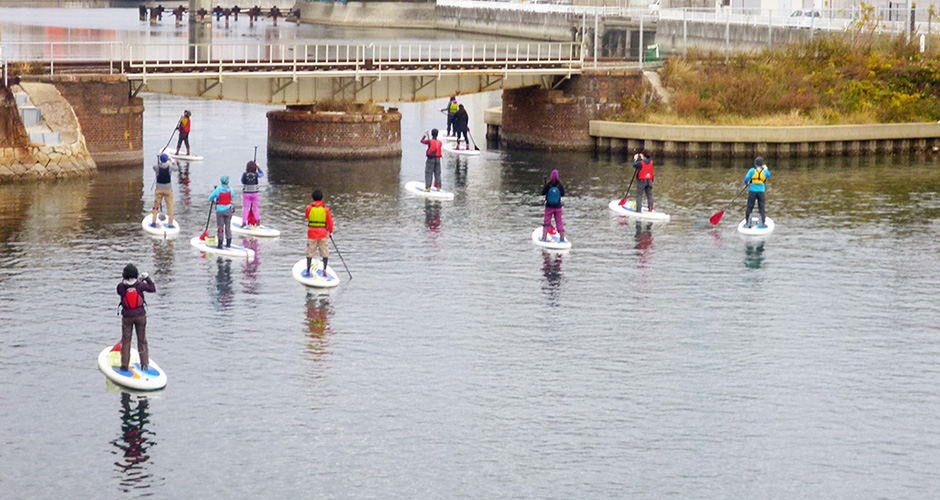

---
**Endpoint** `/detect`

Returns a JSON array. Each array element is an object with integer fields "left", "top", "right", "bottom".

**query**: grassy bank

[{"left": 621, "top": 32, "right": 940, "bottom": 126}]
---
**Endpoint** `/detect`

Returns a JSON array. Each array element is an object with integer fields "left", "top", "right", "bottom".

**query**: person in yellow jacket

[
  {"left": 304, "top": 189, "right": 334, "bottom": 278},
  {"left": 440, "top": 96, "right": 458, "bottom": 137}
]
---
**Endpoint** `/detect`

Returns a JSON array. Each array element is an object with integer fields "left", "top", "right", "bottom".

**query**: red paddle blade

[
  {"left": 199, "top": 231, "right": 208, "bottom": 240},
  {"left": 709, "top": 210, "right": 725, "bottom": 226},
  {"left": 618, "top": 197, "right": 627, "bottom": 206},
  {"left": 548, "top": 225, "right": 557, "bottom": 235}
]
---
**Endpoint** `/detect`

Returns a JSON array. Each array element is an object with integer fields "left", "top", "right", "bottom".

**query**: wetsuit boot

[
  {"left": 225, "top": 238, "right": 232, "bottom": 248},
  {"left": 322, "top": 257, "right": 328, "bottom": 277},
  {"left": 559, "top": 231, "right": 566, "bottom": 243},
  {"left": 306, "top": 257, "right": 312, "bottom": 277},
  {"left": 217, "top": 234, "right": 224, "bottom": 249}
]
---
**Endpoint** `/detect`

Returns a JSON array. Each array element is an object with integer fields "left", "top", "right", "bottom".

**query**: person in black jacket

[
  {"left": 453, "top": 104, "right": 470, "bottom": 150},
  {"left": 117, "top": 264, "right": 156, "bottom": 372},
  {"left": 540, "top": 169, "right": 566, "bottom": 243}
]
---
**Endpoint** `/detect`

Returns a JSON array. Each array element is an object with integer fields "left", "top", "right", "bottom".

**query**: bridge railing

[
  {"left": 436, "top": 0, "right": 644, "bottom": 18},
  {"left": 0, "top": 41, "right": 124, "bottom": 82},
  {"left": 123, "top": 41, "right": 584, "bottom": 76}
]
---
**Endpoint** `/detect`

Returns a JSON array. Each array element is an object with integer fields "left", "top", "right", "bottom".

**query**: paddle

[
  {"left": 200, "top": 187, "right": 216, "bottom": 240},
  {"left": 329, "top": 235, "right": 352, "bottom": 279},
  {"left": 160, "top": 118, "right": 181, "bottom": 154},
  {"left": 618, "top": 169, "right": 639, "bottom": 207},
  {"left": 468, "top": 130, "right": 481, "bottom": 151},
  {"left": 709, "top": 184, "right": 749, "bottom": 226}
]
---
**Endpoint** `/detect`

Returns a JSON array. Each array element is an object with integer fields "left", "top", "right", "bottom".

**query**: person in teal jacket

[
  {"left": 744, "top": 156, "right": 771, "bottom": 227},
  {"left": 209, "top": 176, "right": 235, "bottom": 249}
]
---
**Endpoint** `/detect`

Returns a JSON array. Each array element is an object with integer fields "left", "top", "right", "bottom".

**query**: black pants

[
  {"left": 745, "top": 191, "right": 766, "bottom": 225},
  {"left": 176, "top": 131, "right": 190, "bottom": 152},
  {"left": 121, "top": 315, "right": 148, "bottom": 369}
]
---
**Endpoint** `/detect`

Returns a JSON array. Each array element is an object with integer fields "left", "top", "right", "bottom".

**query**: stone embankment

[
  {"left": 0, "top": 84, "right": 96, "bottom": 182},
  {"left": 267, "top": 106, "right": 402, "bottom": 159}
]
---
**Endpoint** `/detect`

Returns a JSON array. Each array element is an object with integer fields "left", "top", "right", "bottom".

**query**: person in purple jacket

[{"left": 117, "top": 264, "right": 156, "bottom": 373}]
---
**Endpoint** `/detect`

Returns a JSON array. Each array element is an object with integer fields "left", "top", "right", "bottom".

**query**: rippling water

[{"left": 3, "top": 8, "right": 940, "bottom": 500}]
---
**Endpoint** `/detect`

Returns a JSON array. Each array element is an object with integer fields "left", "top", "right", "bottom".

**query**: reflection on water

[
  {"left": 424, "top": 199, "right": 442, "bottom": 232},
  {"left": 110, "top": 392, "right": 159, "bottom": 494},
  {"left": 266, "top": 156, "right": 401, "bottom": 197},
  {"left": 634, "top": 220, "right": 654, "bottom": 267},
  {"left": 540, "top": 250, "right": 564, "bottom": 306},
  {"left": 241, "top": 238, "right": 261, "bottom": 295},
  {"left": 212, "top": 257, "right": 234, "bottom": 310},
  {"left": 451, "top": 156, "right": 469, "bottom": 189},
  {"left": 744, "top": 240, "right": 766, "bottom": 269},
  {"left": 150, "top": 239, "right": 175, "bottom": 277},
  {"left": 305, "top": 292, "right": 333, "bottom": 362}
]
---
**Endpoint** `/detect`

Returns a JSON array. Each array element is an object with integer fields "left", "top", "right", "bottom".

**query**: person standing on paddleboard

[
  {"left": 151, "top": 153, "right": 178, "bottom": 228},
  {"left": 744, "top": 156, "right": 771, "bottom": 228},
  {"left": 541, "top": 169, "right": 566, "bottom": 243},
  {"left": 633, "top": 149, "right": 654, "bottom": 212},
  {"left": 421, "top": 129, "right": 443, "bottom": 192},
  {"left": 304, "top": 189, "right": 334, "bottom": 278},
  {"left": 240, "top": 161, "right": 264, "bottom": 227},
  {"left": 174, "top": 110, "right": 192, "bottom": 157},
  {"left": 453, "top": 104, "right": 470, "bottom": 150},
  {"left": 209, "top": 176, "right": 235, "bottom": 249},
  {"left": 441, "top": 96, "right": 458, "bottom": 137},
  {"left": 117, "top": 264, "right": 156, "bottom": 372}
]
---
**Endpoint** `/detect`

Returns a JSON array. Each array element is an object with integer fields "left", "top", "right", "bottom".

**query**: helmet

[{"left": 160, "top": 153, "right": 169, "bottom": 162}]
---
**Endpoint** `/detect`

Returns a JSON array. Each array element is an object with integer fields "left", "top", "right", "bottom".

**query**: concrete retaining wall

[
  {"left": 657, "top": 18, "right": 813, "bottom": 54},
  {"left": 590, "top": 121, "right": 940, "bottom": 157},
  {"left": 296, "top": 2, "right": 438, "bottom": 30},
  {"left": 435, "top": 5, "right": 578, "bottom": 41}
]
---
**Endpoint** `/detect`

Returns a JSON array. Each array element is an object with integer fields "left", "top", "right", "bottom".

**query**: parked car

[{"left": 789, "top": 9, "right": 821, "bottom": 28}]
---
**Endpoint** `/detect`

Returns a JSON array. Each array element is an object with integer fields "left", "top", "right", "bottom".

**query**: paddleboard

[
  {"left": 531, "top": 227, "right": 571, "bottom": 250},
  {"left": 607, "top": 199, "right": 671, "bottom": 222},
  {"left": 737, "top": 217, "right": 775, "bottom": 236},
  {"left": 140, "top": 215, "right": 180, "bottom": 238},
  {"left": 97, "top": 342, "right": 167, "bottom": 391},
  {"left": 190, "top": 235, "right": 256, "bottom": 259},
  {"left": 231, "top": 216, "right": 281, "bottom": 238},
  {"left": 161, "top": 149, "right": 203, "bottom": 162},
  {"left": 443, "top": 143, "right": 481, "bottom": 156},
  {"left": 404, "top": 180, "right": 454, "bottom": 201},
  {"left": 292, "top": 259, "right": 340, "bottom": 288}
]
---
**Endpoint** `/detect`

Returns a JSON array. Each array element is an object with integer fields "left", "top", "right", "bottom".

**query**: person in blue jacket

[
  {"left": 209, "top": 176, "right": 235, "bottom": 249},
  {"left": 744, "top": 156, "right": 771, "bottom": 228}
]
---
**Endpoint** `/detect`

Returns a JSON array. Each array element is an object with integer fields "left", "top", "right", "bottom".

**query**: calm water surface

[{"left": 2, "top": 8, "right": 940, "bottom": 500}]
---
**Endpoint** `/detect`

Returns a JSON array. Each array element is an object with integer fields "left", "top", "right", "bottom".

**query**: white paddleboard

[
  {"left": 292, "top": 259, "right": 340, "bottom": 288},
  {"left": 441, "top": 135, "right": 459, "bottom": 143},
  {"left": 231, "top": 216, "right": 280, "bottom": 238},
  {"left": 97, "top": 343, "right": 167, "bottom": 391},
  {"left": 607, "top": 199, "right": 671, "bottom": 222},
  {"left": 531, "top": 227, "right": 571, "bottom": 250},
  {"left": 161, "top": 148, "right": 203, "bottom": 162},
  {"left": 190, "top": 235, "right": 256, "bottom": 259},
  {"left": 737, "top": 217, "right": 775, "bottom": 236},
  {"left": 443, "top": 143, "right": 481, "bottom": 156},
  {"left": 140, "top": 215, "right": 180, "bottom": 238},
  {"left": 404, "top": 180, "right": 454, "bottom": 200}
]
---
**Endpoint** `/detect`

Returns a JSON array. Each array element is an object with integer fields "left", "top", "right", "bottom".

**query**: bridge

[{"left": 1, "top": 40, "right": 584, "bottom": 104}]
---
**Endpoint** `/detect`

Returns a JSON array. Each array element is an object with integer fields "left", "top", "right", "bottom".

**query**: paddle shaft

[
  {"left": 468, "top": 130, "right": 481, "bottom": 151},
  {"left": 620, "top": 169, "right": 638, "bottom": 204},
  {"left": 329, "top": 234, "right": 352, "bottom": 279},
  {"left": 710, "top": 184, "right": 749, "bottom": 225},
  {"left": 162, "top": 119, "right": 181, "bottom": 152},
  {"left": 202, "top": 186, "right": 216, "bottom": 237}
]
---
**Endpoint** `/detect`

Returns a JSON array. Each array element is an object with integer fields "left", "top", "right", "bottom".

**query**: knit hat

[
  {"left": 160, "top": 153, "right": 169, "bottom": 162},
  {"left": 755, "top": 156, "right": 764, "bottom": 166},
  {"left": 550, "top": 169, "right": 559, "bottom": 181},
  {"left": 220, "top": 176, "right": 229, "bottom": 186}
]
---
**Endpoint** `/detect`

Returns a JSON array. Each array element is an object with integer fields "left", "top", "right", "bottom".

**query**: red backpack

[{"left": 122, "top": 287, "right": 143, "bottom": 309}]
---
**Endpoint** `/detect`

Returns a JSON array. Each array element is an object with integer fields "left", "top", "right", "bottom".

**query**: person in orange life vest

[
  {"left": 633, "top": 149, "right": 655, "bottom": 212},
  {"left": 421, "top": 128, "right": 443, "bottom": 192},
  {"left": 541, "top": 169, "right": 566, "bottom": 243},
  {"left": 744, "top": 156, "right": 771, "bottom": 227},
  {"left": 304, "top": 189, "right": 334, "bottom": 278},
  {"left": 117, "top": 264, "right": 156, "bottom": 373},
  {"left": 209, "top": 176, "right": 235, "bottom": 249},
  {"left": 151, "top": 153, "right": 178, "bottom": 228},
  {"left": 174, "top": 110, "right": 192, "bottom": 156},
  {"left": 453, "top": 104, "right": 470, "bottom": 149}
]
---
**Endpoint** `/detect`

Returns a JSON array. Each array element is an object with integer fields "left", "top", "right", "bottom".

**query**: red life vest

[
  {"left": 217, "top": 189, "right": 232, "bottom": 206},
  {"left": 638, "top": 158, "right": 654, "bottom": 180},
  {"left": 426, "top": 139, "right": 442, "bottom": 158},
  {"left": 122, "top": 287, "right": 143, "bottom": 309},
  {"left": 180, "top": 117, "right": 191, "bottom": 133}
]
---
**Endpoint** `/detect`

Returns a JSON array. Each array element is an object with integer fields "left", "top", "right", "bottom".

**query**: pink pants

[
  {"left": 242, "top": 192, "right": 260, "bottom": 222},
  {"left": 543, "top": 207, "right": 564, "bottom": 232}
]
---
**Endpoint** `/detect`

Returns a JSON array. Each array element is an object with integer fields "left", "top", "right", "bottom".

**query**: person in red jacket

[
  {"left": 633, "top": 149, "right": 655, "bottom": 212},
  {"left": 116, "top": 264, "right": 156, "bottom": 373},
  {"left": 420, "top": 128, "right": 443, "bottom": 192},
  {"left": 174, "top": 110, "right": 192, "bottom": 156},
  {"left": 304, "top": 189, "right": 334, "bottom": 278}
]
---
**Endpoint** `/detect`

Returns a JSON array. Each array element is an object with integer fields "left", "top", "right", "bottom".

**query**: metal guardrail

[
  {"left": 1, "top": 41, "right": 585, "bottom": 80},
  {"left": 436, "top": 0, "right": 644, "bottom": 18}
]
